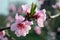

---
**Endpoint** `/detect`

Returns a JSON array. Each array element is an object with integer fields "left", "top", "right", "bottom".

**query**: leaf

[{"left": 30, "top": 3, "right": 36, "bottom": 17}]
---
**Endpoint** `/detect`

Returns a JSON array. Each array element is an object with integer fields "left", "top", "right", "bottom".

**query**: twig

[
  {"left": 0, "top": 13, "right": 60, "bottom": 31},
  {"left": 0, "top": 27, "right": 10, "bottom": 31}
]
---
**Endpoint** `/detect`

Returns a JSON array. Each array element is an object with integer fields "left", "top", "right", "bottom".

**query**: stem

[
  {"left": 0, "top": 13, "right": 59, "bottom": 31},
  {"left": 0, "top": 27, "right": 10, "bottom": 31}
]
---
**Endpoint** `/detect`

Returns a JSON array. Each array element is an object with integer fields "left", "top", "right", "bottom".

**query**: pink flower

[
  {"left": 18, "top": 5, "right": 46, "bottom": 27},
  {"left": 9, "top": 4, "right": 16, "bottom": 12},
  {"left": 24, "top": 20, "right": 33, "bottom": 25},
  {"left": 18, "top": 5, "right": 30, "bottom": 14},
  {"left": 52, "top": 2, "right": 60, "bottom": 9},
  {"left": 34, "top": 9, "right": 46, "bottom": 27},
  {"left": 34, "top": 26, "right": 41, "bottom": 35},
  {"left": 38, "top": 0, "right": 45, "bottom": 5},
  {"left": 17, "top": 7, "right": 22, "bottom": 13},
  {"left": 7, "top": 16, "right": 14, "bottom": 22},
  {"left": 0, "top": 31, "right": 8, "bottom": 40},
  {"left": 10, "top": 13, "right": 33, "bottom": 37},
  {"left": 21, "top": 5, "right": 30, "bottom": 13}
]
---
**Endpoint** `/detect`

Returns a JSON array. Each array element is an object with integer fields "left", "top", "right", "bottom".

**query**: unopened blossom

[
  {"left": 38, "top": 0, "right": 45, "bottom": 5},
  {"left": 34, "top": 26, "right": 41, "bottom": 35},
  {"left": 18, "top": 5, "right": 30, "bottom": 14},
  {"left": 10, "top": 13, "right": 33, "bottom": 37},
  {"left": 9, "top": 4, "right": 16, "bottom": 13},
  {"left": 52, "top": 2, "right": 60, "bottom": 9},
  {"left": 7, "top": 16, "right": 14, "bottom": 22},
  {"left": 0, "top": 31, "right": 8, "bottom": 40},
  {"left": 34, "top": 9, "right": 46, "bottom": 27},
  {"left": 6, "top": 22, "right": 10, "bottom": 27},
  {"left": 17, "top": 7, "right": 22, "bottom": 13}
]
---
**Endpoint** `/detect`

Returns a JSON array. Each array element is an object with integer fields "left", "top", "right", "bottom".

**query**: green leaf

[{"left": 30, "top": 3, "right": 36, "bottom": 17}]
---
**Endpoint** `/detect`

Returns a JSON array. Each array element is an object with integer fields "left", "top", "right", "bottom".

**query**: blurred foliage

[{"left": 0, "top": 0, "right": 60, "bottom": 40}]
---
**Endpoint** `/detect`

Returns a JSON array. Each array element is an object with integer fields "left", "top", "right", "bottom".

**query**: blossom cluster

[
  {"left": 0, "top": 31, "right": 8, "bottom": 40},
  {"left": 9, "top": 4, "right": 46, "bottom": 37},
  {"left": 0, "top": 3, "right": 46, "bottom": 39},
  {"left": 52, "top": 2, "right": 60, "bottom": 11}
]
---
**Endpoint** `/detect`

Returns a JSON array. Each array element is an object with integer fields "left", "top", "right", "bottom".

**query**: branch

[
  {"left": 0, "top": 27, "right": 10, "bottom": 31},
  {"left": 0, "top": 13, "right": 60, "bottom": 31},
  {"left": 50, "top": 13, "right": 60, "bottom": 19}
]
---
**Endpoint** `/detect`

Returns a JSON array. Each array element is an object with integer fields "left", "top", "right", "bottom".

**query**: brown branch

[
  {"left": 0, "top": 13, "right": 59, "bottom": 31},
  {"left": 0, "top": 27, "right": 10, "bottom": 31}
]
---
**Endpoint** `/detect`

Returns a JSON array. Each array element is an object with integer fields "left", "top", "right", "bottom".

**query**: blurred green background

[{"left": 0, "top": 0, "right": 60, "bottom": 40}]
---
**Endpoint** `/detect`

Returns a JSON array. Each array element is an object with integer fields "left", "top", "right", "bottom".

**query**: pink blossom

[
  {"left": 52, "top": 2, "right": 60, "bottom": 9},
  {"left": 24, "top": 20, "right": 33, "bottom": 25},
  {"left": 34, "top": 26, "right": 41, "bottom": 35},
  {"left": 15, "top": 13, "right": 25, "bottom": 23},
  {"left": 0, "top": 31, "right": 8, "bottom": 40},
  {"left": 34, "top": 9, "right": 46, "bottom": 27},
  {"left": 7, "top": 16, "right": 14, "bottom": 22},
  {"left": 18, "top": 5, "right": 46, "bottom": 27},
  {"left": 18, "top": 5, "right": 31, "bottom": 14},
  {"left": 17, "top": 7, "right": 22, "bottom": 13},
  {"left": 37, "top": 19, "right": 44, "bottom": 27},
  {"left": 21, "top": 5, "right": 30, "bottom": 13},
  {"left": 9, "top": 4, "right": 16, "bottom": 12},
  {"left": 38, "top": 0, "right": 45, "bottom": 5},
  {"left": 10, "top": 13, "right": 32, "bottom": 37}
]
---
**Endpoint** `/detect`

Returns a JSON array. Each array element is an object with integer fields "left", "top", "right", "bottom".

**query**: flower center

[
  {"left": 34, "top": 14, "right": 40, "bottom": 19},
  {"left": 27, "top": 12, "right": 30, "bottom": 17},
  {"left": 17, "top": 23, "right": 25, "bottom": 29}
]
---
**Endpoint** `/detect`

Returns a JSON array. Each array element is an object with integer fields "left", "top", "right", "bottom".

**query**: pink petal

[
  {"left": 21, "top": 5, "right": 31, "bottom": 13},
  {"left": 15, "top": 30, "right": 21, "bottom": 37},
  {"left": 1, "top": 37, "right": 8, "bottom": 40},
  {"left": 25, "top": 25, "right": 31, "bottom": 31},
  {"left": 10, "top": 23, "right": 18, "bottom": 31},
  {"left": 2, "top": 31, "right": 5, "bottom": 36},
  {"left": 34, "top": 26, "right": 41, "bottom": 35},
  {"left": 39, "top": 0, "right": 45, "bottom": 5},
  {"left": 15, "top": 13, "right": 19, "bottom": 19},
  {"left": 20, "top": 29, "right": 26, "bottom": 36},
  {"left": 7, "top": 16, "right": 14, "bottom": 22},
  {"left": 37, "top": 18, "right": 44, "bottom": 27},
  {"left": 9, "top": 4, "right": 16, "bottom": 12},
  {"left": 0, "top": 31, "right": 5, "bottom": 39},
  {"left": 35, "top": 9, "right": 46, "bottom": 21},
  {"left": 15, "top": 29, "right": 26, "bottom": 37},
  {"left": 24, "top": 20, "right": 33, "bottom": 25},
  {"left": 52, "top": 5, "right": 57, "bottom": 9},
  {"left": 15, "top": 13, "right": 25, "bottom": 22}
]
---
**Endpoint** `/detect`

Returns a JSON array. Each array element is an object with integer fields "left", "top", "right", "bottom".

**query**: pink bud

[
  {"left": 52, "top": 2, "right": 60, "bottom": 9},
  {"left": 34, "top": 26, "right": 41, "bottom": 35},
  {"left": 0, "top": 31, "right": 8, "bottom": 40},
  {"left": 38, "top": 0, "right": 45, "bottom": 5},
  {"left": 9, "top": 4, "right": 16, "bottom": 13},
  {"left": 7, "top": 16, "right": 14, "bottom": 22}
]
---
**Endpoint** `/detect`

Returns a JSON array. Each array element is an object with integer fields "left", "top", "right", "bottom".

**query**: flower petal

[
  {"left": 10, "top": 23, "right": 18, "bottom": 31},
  {"left": 37, "top": 18, "right": 44, "bottom": 27},
  {"left": 34, "top": 26, "right": 41, "bottom": 35}
]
